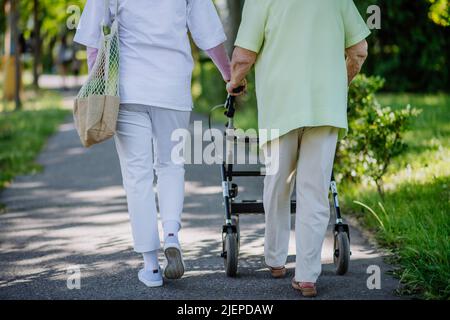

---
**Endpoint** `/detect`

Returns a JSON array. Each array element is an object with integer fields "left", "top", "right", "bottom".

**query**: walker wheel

[
  {"left": 334, "top": 231, "right": 350, "bottom": 275},
  {"left": 223, "top": 228, "right": 239, "bottom": 277}
]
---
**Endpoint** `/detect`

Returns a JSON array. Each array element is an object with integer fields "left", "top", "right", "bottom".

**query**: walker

[{"left": 216, "top": 92, "right": 351, "bottom": 277}]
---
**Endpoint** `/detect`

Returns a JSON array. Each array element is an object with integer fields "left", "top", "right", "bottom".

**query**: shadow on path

[{"left": 0, "top": 112, "right": 402, "bottom": 300}]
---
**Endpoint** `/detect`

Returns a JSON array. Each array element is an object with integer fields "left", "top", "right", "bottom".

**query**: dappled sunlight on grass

[
  {"left": 383, "top": 146, "right": 449, "bottom": 191},
  {"left": 0, "top": 81, "right": 70, "bottom": 190},
  {"left": 341, "top": 93, "right": 450, "bottom": 299},
  {"left": 343, "top": 176, "right": 450, "bottom": 299},
  {"left": 0, "top": 85, "right": 63, "bottom": 113},
  {"left": 378, "top": 93, "right": 450, "bottom": 148}
]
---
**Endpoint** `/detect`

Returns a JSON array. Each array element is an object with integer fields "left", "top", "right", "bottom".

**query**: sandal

[
  {"left": 291, "top": 279, "right": 317, "bottom": 298},
  {"left": 268, "top": 266, "right": 287, "bottom": 278}
]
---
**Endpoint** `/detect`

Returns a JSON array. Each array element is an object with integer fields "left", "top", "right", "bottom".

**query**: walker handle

[
  {"left": 224, "top": 86, "right": 245, "bottom": 118},
  {"left": 232, "top": 86, "right": 246, "bottom": 95}
]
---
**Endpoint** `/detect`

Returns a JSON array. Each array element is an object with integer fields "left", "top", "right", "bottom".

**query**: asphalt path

[{"left": 0, "top": 110, "right": 402, "bottom": 300}]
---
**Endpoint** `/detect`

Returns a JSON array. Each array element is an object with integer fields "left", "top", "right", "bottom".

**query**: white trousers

[
  {"left": 114, "top": 104, "right": 191, "bottom": 253},
  {"left": 263, "top": 126, "right": 338, "bottom": 283}
]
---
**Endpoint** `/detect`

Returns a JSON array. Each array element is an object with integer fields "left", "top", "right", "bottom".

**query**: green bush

[{"left": 336, "top": 75, "right": 421, "bottom": 196}]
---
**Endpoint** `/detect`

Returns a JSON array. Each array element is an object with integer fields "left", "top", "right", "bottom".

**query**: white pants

[
  {"left": 114, "top": 104, "right": 191, "bottom": 253},
  {"left": 263, "top": 126, "right": 338, "bottom": 283}
]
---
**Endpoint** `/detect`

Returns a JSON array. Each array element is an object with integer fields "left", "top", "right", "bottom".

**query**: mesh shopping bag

[{"left": 73, "top": 0, "right": 120, "bottom": 148}]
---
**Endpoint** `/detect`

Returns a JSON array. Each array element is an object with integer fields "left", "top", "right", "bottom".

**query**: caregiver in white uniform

[{"left": 74, "top": 0, "right": 230, "bottom": 287}]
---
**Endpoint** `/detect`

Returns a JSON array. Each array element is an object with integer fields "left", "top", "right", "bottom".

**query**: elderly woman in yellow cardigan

[{"left": 227, "top": 0, "right": 370, "bottom": 297}]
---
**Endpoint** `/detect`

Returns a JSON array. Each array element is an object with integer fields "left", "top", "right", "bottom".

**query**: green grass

[
  {"left": 194, "top": 74, "right": 450, "bottom": 299},
  {"left": 341, "top": 93, "right": 450, "bottom": 299},
  {"left": 0, "top": 88, "right": 70, "bottom": 190}
]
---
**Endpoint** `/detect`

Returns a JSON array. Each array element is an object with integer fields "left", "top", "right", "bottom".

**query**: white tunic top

[{"left": 74, "top": 0, "right": 227, "bottom": 111}]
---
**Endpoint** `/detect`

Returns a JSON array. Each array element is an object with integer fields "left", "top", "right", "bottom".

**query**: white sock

[
  {"left": 163, "top": 220, "right": 180, "bottom": 240},
  {"left": 142, "top": 250, "right": 159, "bottom": 272}
]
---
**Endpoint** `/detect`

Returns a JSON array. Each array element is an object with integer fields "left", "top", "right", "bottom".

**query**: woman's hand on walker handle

[
  {"left": 227, "top": 79, "right": 247, "bottom": 96},
  {"left": 227, "top": 46, "right": 257, "bottom": 96}
]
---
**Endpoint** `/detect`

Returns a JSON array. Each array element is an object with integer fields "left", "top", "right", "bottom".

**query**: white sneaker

[
  {"left": 138, "top": 268, "right": 163, "bottom": 288},
  {"left": 163, "top": 235, "right": 185, "bottom": 280}
]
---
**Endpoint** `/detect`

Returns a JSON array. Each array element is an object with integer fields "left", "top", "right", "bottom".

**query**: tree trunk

[
  {"left": 12, "top": 0, "right": 21, "bottom": 110},
  {"left": 32, "top": 0, "right": 41, "bottom": 89},
  {"left": 225, "top": 0, "right": 243, "bottom": 56},
  {"left": 376, "top": 179, "right": 385, "bottom": 200}
]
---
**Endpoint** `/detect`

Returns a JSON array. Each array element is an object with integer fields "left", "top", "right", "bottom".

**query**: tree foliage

[
  {"left": 427, "top": 0, "right": 450, "bottom": 26},
  {"left": 0, "top": 0, "right": 85, "bottom": 71},
  {"left": 356, "top": 0, "right": 450, "bottom": 92}
]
